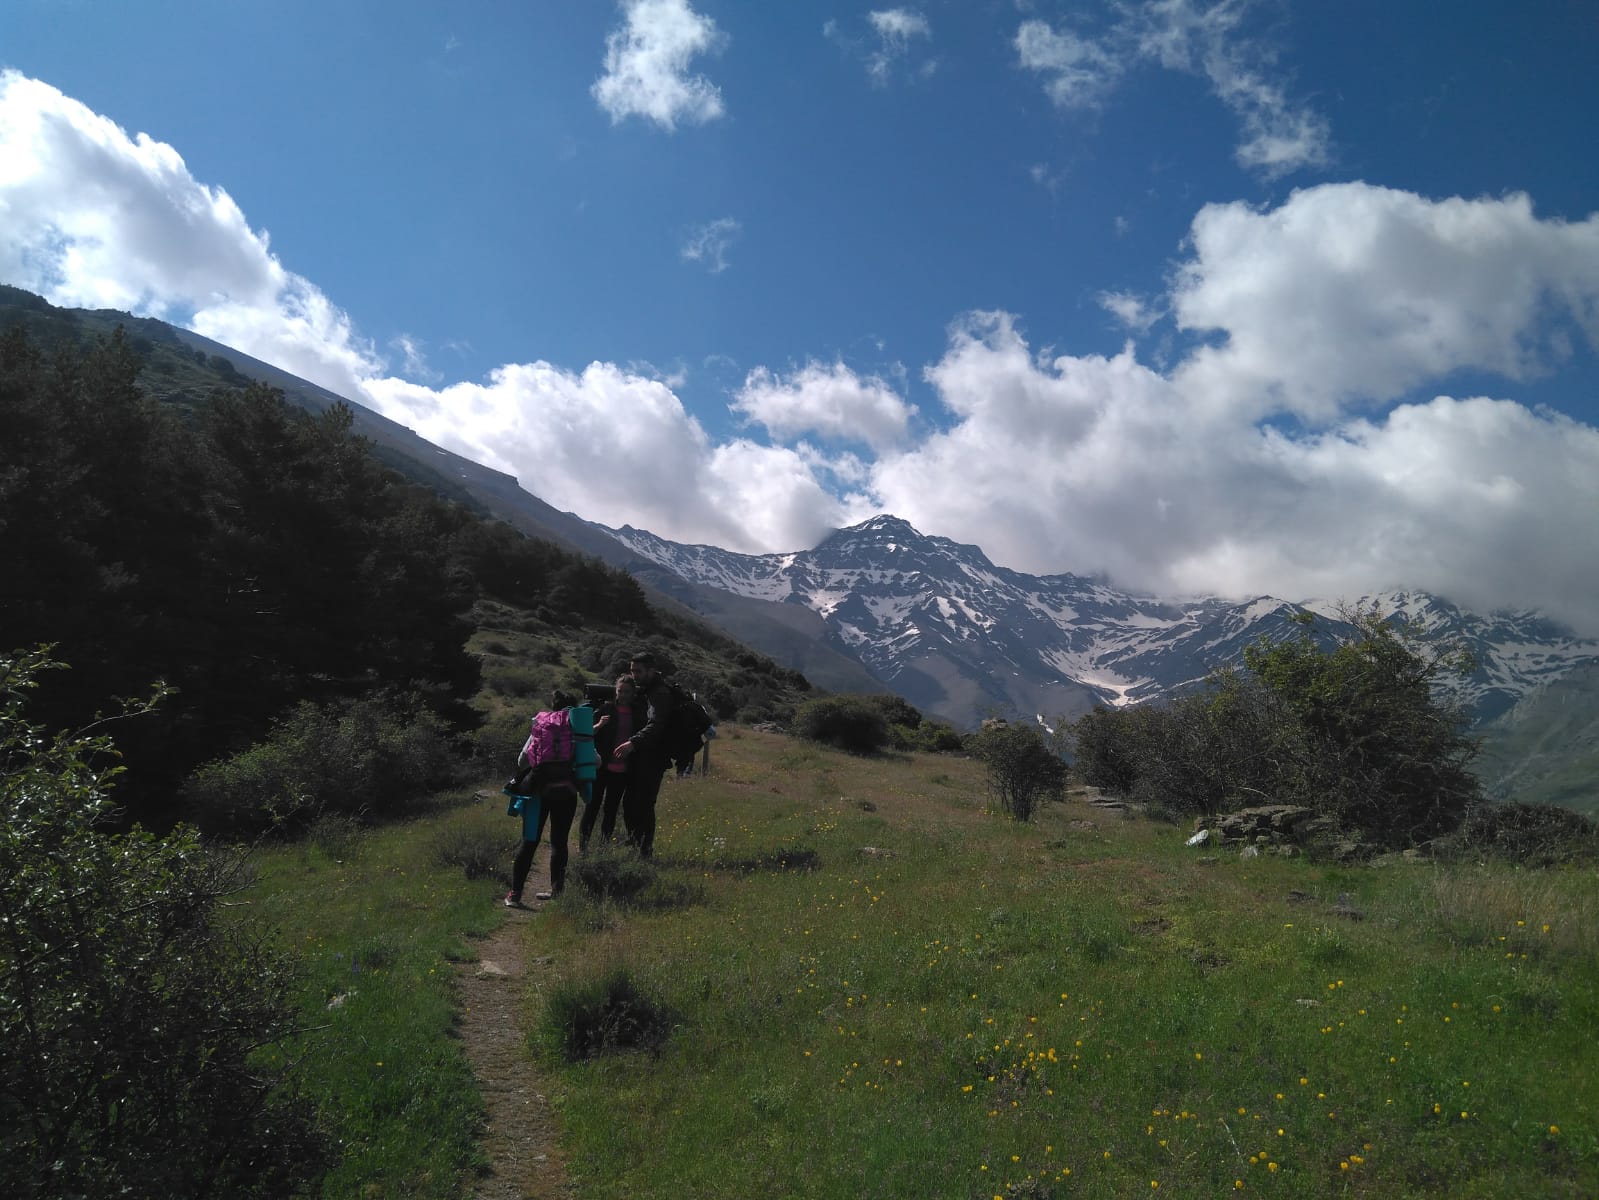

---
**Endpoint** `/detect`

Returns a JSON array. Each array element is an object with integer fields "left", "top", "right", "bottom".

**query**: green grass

[
  {"left": 261, "top": 730, "right": 1599, "bottom": 1198},
  {"left": 528, "top": 731, "right": 1599, "bottom": 1199},
  {"left": 249, "top": 793, "right": 519, "bottom": 1198}
]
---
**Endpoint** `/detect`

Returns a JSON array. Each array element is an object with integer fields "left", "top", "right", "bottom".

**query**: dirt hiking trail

[{"left": 455, "top": 854, "right": 574, "bottom": 1200}]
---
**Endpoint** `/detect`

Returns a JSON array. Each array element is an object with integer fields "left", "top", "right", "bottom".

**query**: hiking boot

[{"left": 504, "top": 891, "right": 522, "bottom": 908}]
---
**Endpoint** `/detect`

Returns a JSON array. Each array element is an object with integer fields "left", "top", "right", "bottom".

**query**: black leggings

[
  {"left": 511, "top": 783, "right": 578, "bottom": 896},
  {"left": 580, "top": 770, "right": 629, "bottom": 847}
]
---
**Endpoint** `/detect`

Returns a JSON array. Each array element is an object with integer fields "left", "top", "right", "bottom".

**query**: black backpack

[{"left": 671, "top": 696, "right": 713, "bottom": 759}]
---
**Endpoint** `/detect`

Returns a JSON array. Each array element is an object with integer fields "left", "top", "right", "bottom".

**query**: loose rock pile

[{"left": 1187, "top": 805, "right": 1377, "bottom": 862}]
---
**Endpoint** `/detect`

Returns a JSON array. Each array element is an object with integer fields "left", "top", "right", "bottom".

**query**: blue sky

[{"left": 4, "top": 1, "right": 1599, "bottom": 631}]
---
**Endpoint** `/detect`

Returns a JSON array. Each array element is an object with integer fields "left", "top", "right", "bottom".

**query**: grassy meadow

[{"left": 256, "top": 728, "right": 1599, "bottom": 1198}]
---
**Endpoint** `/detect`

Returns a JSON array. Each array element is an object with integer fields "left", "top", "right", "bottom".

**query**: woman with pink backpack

[{"left": 503, "top": 690, "right": 580, "bottom": 906}]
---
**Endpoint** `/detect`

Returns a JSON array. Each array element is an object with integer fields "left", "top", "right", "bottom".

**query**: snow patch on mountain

[{"left": 602, "top": 517, "right": 1599, "bottom": 725}]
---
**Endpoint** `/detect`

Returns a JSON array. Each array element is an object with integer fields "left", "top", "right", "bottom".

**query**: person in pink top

[{"left": 580, "top": 674, "right": 637, "bottom": 852}]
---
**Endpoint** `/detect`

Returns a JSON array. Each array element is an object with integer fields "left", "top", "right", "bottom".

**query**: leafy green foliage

[
  {"left": 0, "top": 326, "right": 479, "bottom": 821},
  {"left": 1243, "top": 609, "right": 1483, "bottom": 843},
  {"left": 0, "top": 649, "right": 327, "bottom": 1198},
  {"left": 792, "top": 694, "right": 892, "bottom": 754},
  {"left": 1068, "top": 608, "right": 1485, "bottom": 845},
  {"left": 1070, "top": 703, "right": 1149, "bottom": 796},
  {"left": 853, "top": 692, "right": 966, "bottom": 752},
  {"left": 0, "top": 320, "right": 679, "bottom": 827},
  {"left": 181, "top": 692, "right": 461, "bottom": 833},
  {"left": 968, "top": 719, "right": 1067, "bottom": 821},
  {"left": 0, "top": 306, "right": 823, "bottom": 832},
  {"left": 1075, "top": 675, "right": 1303, "bottom": 819}
]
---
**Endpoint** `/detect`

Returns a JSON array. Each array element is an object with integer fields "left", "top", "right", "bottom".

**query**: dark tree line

[{"left": 0, "top": 325, "right": 652, "bottom": 824}]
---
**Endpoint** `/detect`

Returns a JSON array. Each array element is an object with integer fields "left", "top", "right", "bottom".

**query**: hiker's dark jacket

[{"left": 629, "top": 678, "right": 694, "bottom": 767}]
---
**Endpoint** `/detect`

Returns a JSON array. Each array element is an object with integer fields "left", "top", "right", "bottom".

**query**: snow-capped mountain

[{"left": 603, "top": 515, "right": 1599, "bottom": 730}]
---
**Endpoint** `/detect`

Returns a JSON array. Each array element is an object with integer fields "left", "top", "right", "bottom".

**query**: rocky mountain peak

[{"left": 601, "top": 514, "right": 1599, "bottom": 730}]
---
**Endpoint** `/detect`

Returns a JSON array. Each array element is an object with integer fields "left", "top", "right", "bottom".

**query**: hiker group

[{"left": 503, "top": 651, "right": 712, "bottom": 907}]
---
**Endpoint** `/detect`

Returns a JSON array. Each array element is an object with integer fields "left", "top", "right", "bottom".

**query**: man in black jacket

[{"left": 611, "top": 651, "right": 692, "bottom": 858}]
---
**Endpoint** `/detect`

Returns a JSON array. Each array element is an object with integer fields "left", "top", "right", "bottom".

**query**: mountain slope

[
  {"left": 604, "top": 515, "right": 1599, "bottom": 732},
  {"left": 0, "top": 286, "right": 890, "bottom": 697},
  {"left": 1474, "top": 661, "right": 1599, "bottom": 817}
]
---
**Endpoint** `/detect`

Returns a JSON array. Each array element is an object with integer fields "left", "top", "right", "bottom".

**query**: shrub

[
  {"left": 1071, "top": 704, "right": 1150, "bottom": 796},
  {"left": 889, "top": 715, "right": 965, "bottom": 753},
  {"left": 1454, "top": 802, "right": 1599, "bottom": 866},
  {"left": 569, "top": 848, "right": 661, "bottom": 904},
  {"left": 568, "top": 848, "right": 703, "bottom": 911},
  {"left": 1064, "top": 607, "right": 1484, "bottom": 846},
  {"left": 0, "top": 648, "right": 329, "bottom": 1198},
  {"left": 864, "top": 692, "right": 923, "bottom": 729},
  {"left": 433, "top": 822, "right": 511, "bottom": 880},
  {"left": 969, "top": 720, "right": 1067, "bottom": 821},
  {"left": 182, "top": 692, "right": 459, "bottom": 833},
  {"left": 792, "top": 695, "right": 891, "bottom": 754},
  {"left": 1243, "top": 607, "right": 1483, "bottom": 844},
  {"left": 542, "top": 968, "right": 675, "bottom": 1061},
  {"left": 304, "top": 809, "right": 364, "bottom": 862}
]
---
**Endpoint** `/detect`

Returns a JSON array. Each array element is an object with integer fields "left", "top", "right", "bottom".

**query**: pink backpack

[
  {"left": 521, "top": 710, "right": 572, "bottom": 774},
  {"left": 515, "top": 708, "right": 574, "bottom": 787}
]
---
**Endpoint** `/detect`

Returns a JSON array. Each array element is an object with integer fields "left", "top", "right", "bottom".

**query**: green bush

[
  {"left": 1244, "top": 608, "right": 1483, "bottom": 844},
  {"left": 895, "top": 719, "right": 965, "bottom": 753},
  {"left": 968, "top": 720, "right": 1067, "bottom": 821},
  {"left": 1065, "top": 608, "right": 1484, "bottom": 846},
  {"left": 0, "top": 648, "right": 328, "bottom": 1198},
  {"left": 864, "top": 692, "right": 923, "bottom": 728},
  {"left": 792, "top": 695, "right": 891, "bottom": 754},
  {"left": 182, "top": 692, "right": 459, "bottom": 833}
]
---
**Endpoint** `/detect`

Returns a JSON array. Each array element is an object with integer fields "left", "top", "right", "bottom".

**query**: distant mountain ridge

[
  {"left": 602, "top": 515, "right": 1599, "bottom": 731},
  {"left": 10, "top": 286, "right": 1591, "bottom": 809}
]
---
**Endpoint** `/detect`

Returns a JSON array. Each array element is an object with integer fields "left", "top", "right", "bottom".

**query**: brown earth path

[{"left": 454, "top": 854, "right": 574, "bottom": 1200}]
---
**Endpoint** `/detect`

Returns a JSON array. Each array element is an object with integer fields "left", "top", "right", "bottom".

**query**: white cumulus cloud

[
  {"left": 6, "top": 72, "right": 1599, "bottom": 634},
  {"left": 592, "top": 0, "right": 728, "bottom": 130},
  {"left": 361, "top": 361, "right": 845, "bottom": 553},
  {"left": 1098, "top": 290, "right": 1158, "bottom": 332},
  {"left": 0, "top": 70, "right": 381, "bottom": 395},
  {"left": 866, "top": 9, "right": 934, "bottom": 85},
  {"left": 1174, "top": 184, "right": 1599, "bottom": 421},
  {"left": 733, "top": 360, "right": 917, "bottom": 451}
]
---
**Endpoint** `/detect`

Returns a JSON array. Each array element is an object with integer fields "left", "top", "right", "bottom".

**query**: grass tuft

[
  {"left": 432, "top": 822, "right": 510, "bottom": 881},
  {"left": 542, "top": 968, "right": 675, "bottom": 1062}
]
